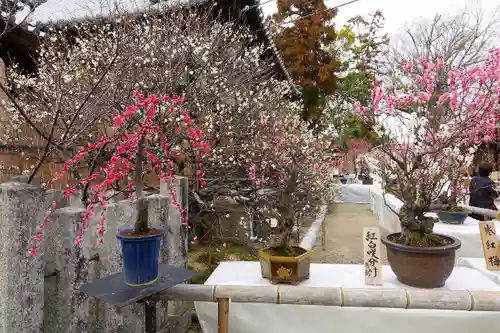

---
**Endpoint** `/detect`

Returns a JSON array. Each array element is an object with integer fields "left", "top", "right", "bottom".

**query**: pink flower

[
  {"left": 418, "top": 91, "right": 430, "bottom": 102},
  {"left": 438, "top": 92, "right": 450, "bottom": 105},
  {"left": 402, "top": 60, "right": 414, "bottom": 73},
  {"left": 437, "top": 56, "right": 445, "bottom": 69},
  {"left": 354, "top": 101, "right": 368, "bottom": 115},
  {"left": 30, "top": 91, "right": 206, "bottom": 253},
  {"left": 371, "top": 85, "right": 384, "bottom": 111}
]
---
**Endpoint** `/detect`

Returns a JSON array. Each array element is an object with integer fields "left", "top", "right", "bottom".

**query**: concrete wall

[{"left": 0, "top": 177, "right": 190, "bottom": 333}]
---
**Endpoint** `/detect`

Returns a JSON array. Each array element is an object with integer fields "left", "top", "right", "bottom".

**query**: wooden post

[
  {"left": 363, "top": 227, "right": 383, "bottom": 285},
  {"left": 217, "top": 298, "right": 229, "bottom": 333}
]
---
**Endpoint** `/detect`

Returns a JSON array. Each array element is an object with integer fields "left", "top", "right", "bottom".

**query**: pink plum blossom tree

[
  {"left": 30, "top": 91, "right": 210, "bottom": 256},
  {"left": 355, "top": 48, "right": 500, "bottom": 245},
  {"left": 198, "top": 83, "right": 338, "bottom": 249}
]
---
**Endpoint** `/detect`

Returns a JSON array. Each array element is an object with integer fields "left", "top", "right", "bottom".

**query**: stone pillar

[
  {"left": 44, "top": 206, "right": 95, "bottom": 333},
  {"left": 160, "top": 176, "right": 190, "bottom": 333},
  {"left": 160, "top": 176, "right": 189, "bottom": 268},
  {"left": 0, "top": 180, "right": 46, "bottom": 333}
]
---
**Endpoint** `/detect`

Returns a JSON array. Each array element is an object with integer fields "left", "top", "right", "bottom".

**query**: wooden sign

[
  {"left": 363, "top": 227, "right": 383, "bottom": 285},
  {"left": 478, "top": 222, "right": 500, "bottom": 270}
]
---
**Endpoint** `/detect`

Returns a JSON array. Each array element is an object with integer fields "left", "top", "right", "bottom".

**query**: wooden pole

[{"left": 217, "top": 298, "right": 229, "bottom": 333}]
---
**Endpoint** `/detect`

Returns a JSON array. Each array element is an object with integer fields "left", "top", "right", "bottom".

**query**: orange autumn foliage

[{"left": 274, "top": 0, "right": 341, "bottom": 121}]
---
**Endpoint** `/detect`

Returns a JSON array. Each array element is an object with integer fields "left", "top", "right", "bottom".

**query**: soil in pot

[
  {"left": 259, "top": 246, "right": 310, "bottom": 285},
  {"left": 382, "top": 233, "right": 461, "bottom": 288},
  {"left": 390, "top": 233, "right": 451, "bottom": 247},
  {"left": 119, "top": 228, "right": 164, "bottom": 237}
]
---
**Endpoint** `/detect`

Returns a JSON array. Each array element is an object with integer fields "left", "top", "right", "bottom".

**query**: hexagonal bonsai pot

[{"left": 259, "top": 246, "right": 311, "bottom": 285}]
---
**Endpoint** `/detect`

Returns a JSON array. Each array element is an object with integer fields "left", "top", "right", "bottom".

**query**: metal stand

[
  {"left": 80, "top": 264, "right": 196, "bottom": 333},
  {"left": 144, "top": 298, "right": 158, "bottom": 333}
]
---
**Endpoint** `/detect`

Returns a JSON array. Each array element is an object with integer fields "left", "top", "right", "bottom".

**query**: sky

[
  {"left": 261, "top": 0, "right": 497, "bottom": 139},
  {"left": 260, "top": 0, "right": 496, "bottom": 37}
]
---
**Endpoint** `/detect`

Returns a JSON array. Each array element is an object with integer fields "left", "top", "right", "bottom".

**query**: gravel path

[
  {"left": 308, "top": 203, "right": 388, "bottom": 264},
  {"left": 187, "top": 324, "right": 202, "bottom": 333}
]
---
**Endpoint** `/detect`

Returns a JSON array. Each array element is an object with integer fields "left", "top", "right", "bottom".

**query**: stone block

[
  {"left": 0, "top": 181, "right": 45, "bottom": 333},
  {"left": 160, "top": 177, "right": 190, "bottom": 326},
  {"left": 44, "top": 206, "right": 95, "bottom": 333}
]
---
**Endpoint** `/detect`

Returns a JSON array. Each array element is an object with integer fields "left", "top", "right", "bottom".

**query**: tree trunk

[
  {"left": 134, "top": 135, "right": 148, "bottom": 234},
  {"left": 276, "top": 168, "right": 299, "bottom": 248}
]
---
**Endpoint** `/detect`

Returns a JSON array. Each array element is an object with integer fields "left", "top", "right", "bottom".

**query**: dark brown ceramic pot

[{"left": 381, "top": 233, "right": 461, "bottom": 288}]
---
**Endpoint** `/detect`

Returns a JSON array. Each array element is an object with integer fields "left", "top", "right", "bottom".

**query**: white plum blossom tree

[
  {"left": 3, "top": 9, "right": 338, "bottom": 246},
  {"left": 1, "top": 9, "right": 274, "bottom": 182}
]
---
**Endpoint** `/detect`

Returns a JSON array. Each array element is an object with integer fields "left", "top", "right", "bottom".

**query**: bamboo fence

[{"left": 160, "top": 284, "right": 500, "bottom": 333}]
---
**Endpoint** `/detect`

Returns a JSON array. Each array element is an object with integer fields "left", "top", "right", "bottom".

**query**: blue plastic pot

[{"left": 116, "top": 228, "right": 165, "bottom": 286}]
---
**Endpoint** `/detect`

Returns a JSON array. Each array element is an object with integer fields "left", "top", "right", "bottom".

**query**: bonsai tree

[
  {"left": 198, "top": 86, "right": 338, "bottom": 254},
  {"left": 30, "top": 91, "right": 210, "bottom": 254},
  {"left": 435, "top": 153, "right": 470, "bottom": 212},
  {"left": 355, "top": 49, "right": 500, "bottom": 245}
]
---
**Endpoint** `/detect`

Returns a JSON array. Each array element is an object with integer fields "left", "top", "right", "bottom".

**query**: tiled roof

[
  {"left": 24, "top": 0, "right": 207, "bottom": 26},
  {"left": 258, "top": 10, "right": 299, "bottom": 94}
]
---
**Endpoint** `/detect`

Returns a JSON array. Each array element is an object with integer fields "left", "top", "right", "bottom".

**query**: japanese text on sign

[
  {"left": 484, "top": 224, "right": 495, "bottom": 236},
  {"left": 363, "top": 227, "right": 382, "bottom": 285},
  {"left": 365, "top": 231, "right": 379, "bottom": 278},
  {"left": 488, "top": 256, "right": 500, "bottom": 267},
  {"left": 478, "top": 222, "right": 500, "bottom": 271}
]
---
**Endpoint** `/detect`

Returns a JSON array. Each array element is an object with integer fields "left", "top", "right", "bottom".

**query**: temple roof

[{"left": 24, "top": 0, "right": 207, "bottom": 26}]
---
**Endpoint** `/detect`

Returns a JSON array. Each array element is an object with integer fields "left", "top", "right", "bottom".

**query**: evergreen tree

[{"left": 327, "top": 11, "right": 389, "bottom": 148}]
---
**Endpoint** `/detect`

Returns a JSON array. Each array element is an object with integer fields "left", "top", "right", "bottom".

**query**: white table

[
  {"left": 457, "top": 257, "right": 500, "bottom": 285},
  {"left": 195, "top": 262, "right": 500, "bottom": 333},
  {"left": 369, "top": 186, "right": 500, "bottom": 258},
  {"left": 335, "top": 184, "right": 377, "bottom": 204}
]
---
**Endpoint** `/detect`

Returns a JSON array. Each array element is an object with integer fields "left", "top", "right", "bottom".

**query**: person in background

[{"left": 469, "top": 162, "right": 499, "bottom": 220}]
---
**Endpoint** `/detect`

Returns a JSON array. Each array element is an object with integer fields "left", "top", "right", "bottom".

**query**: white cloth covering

[
  {"left": 457, "top": 257, "right": 500, "bottom": 284},
  {"left": 195, "top": 262, "right": 500, "bottom": 333},
  {"left": 335, "top": 184, "right": 376, "bottom": 204}
]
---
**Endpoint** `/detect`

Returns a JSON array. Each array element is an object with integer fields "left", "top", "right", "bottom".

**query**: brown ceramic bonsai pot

[
  {"left": 381, "top": 233, "right": 461, "bottom": 288},
  {"left": 259, "top": 246, "right": 311, "bottom": 285}
]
